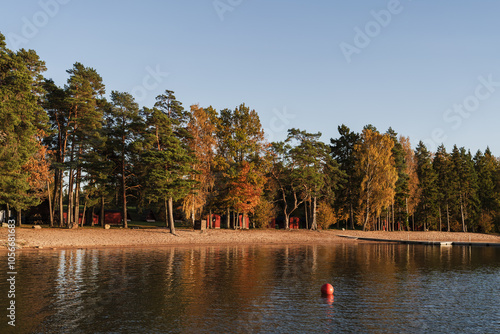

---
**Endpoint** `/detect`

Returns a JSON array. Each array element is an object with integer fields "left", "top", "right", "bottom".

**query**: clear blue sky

[{"left": 2, "top": 0, "right": 500, "bottom": 155}]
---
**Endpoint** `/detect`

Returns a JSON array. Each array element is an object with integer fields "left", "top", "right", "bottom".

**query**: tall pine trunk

[
  {"left": 350, "top": 203, "right": 354, "bottom": 230},
  {"left": 311, "top": 196, "right": 317, "bottom": 230},
  {"left": 47, "top": 180, "right": 54, "bottom": 227},
  {"left": 16, "top": 209, "right": 22, "bottom": 227},
  {"left": 304, "top": 201, "right": 309, "bottom": 229},
  {"left": 438, "top": 207, "right": 442, "bottom": 232},
  {"left": 74, "top": 168, "right": 81, "bottom": 228},
  {"left": 386, "top": 211, "right": 389, "bottom": 231},
  {"left": 81, "top": 199, "right": 87, "bottom": 227},
  {"left": 460, "top": 194, "right": 466, "bottom": 232},
  {"left": 122, "top": 168, "right": 127, "bottom": 229},
  {"left": 191, "top": 199, "right": 195, "bottom": 228},
  {"left": 164, "top": 198, "right": 169, "bottom": 228},
  {"left": 67, "top": 168, "right": 74, "bottom": 227},
  {"left": 100, "top": 195, "right": 105, "bottom": 227},
  {"left": 168, "top": 197, "right": 176, "bottom": 235},
  {"left": 121, "top": 136, "right": 128, "bottom": 229},
  {"left": 405, "top": 198, "right": 409, "bottom": 231},
  {"left": 52, "top": 170, "right": 58, "bottom": 224},
  {"left": 446, "top": 203, "right": 450, "bottom": 232},
  {"left": 59, "top": 173, "right": 64, "bottom": 227}
]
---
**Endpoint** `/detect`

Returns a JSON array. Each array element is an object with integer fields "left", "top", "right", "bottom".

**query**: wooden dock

[{"left": 337, "top": 235, "right": 500, "bottom": 247}]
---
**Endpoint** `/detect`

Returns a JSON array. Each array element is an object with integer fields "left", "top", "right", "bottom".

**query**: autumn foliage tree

[
  {"left": 400, "top": 136, "right": 420, "bottom": 229},
  {"left": 227, "top": 161, "right": 265, "bottom": 219},
  {"left": 183, "top": 105, "right": 217, "bottom": 225},
  {"left": 354, "top": 127, "right": 397, "bottom": 231},
  {"left": 215, "top": 104, "right": 269, "bottom": 228}
]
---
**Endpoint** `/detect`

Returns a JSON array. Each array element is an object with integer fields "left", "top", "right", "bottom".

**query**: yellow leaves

[
  {"left": 316, "top": 201, "right": 338, "bottom": 229},
  {"left": 184, "top": 104, "right": 218, "bottom": 212},
  {"left": 355, "top": 129, "right": 397, "bottom": 224},
  {"left": 400, "top": 135, "right": 421, "bottom": 215}
]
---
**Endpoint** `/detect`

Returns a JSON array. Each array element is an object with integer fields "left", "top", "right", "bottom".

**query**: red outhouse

[{"left": 289, "top": 217, "right": 300, "bottom": 229}]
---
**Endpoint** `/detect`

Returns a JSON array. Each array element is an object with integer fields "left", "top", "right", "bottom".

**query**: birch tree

[{"left": 354, "top": 127, "right": 397, "bottom": 231}]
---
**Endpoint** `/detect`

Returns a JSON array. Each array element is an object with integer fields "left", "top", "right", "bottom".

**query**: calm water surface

[{"left": 1, "top": 243, "right": 499, "bottom": 333}]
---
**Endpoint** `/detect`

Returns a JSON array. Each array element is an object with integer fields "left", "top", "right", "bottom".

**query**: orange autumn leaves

[{"left": 227, "top": 161, "right": 265, "bottom": 215}]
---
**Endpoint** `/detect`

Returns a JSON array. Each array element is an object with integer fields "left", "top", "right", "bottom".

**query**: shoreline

[{"left": 1, "top": 228, "right": 499, "bottom": 251}]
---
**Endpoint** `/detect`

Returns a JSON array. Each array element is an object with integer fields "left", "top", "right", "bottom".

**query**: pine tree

[
  {"left": 473, "top": 148, "right": 499, "bottom": 233},
  {"left": 64, "top": 62, "right": 105, "bottom": 227},
  {"left": 270, "top": 141, "right": 305, "bottom": 230},
  {"left": 141, "top": 91, "right": 194, "bottom": 234},
  {"left": 0, "top": 33, "right": 49, "bottom": 224},
  {"left": 43, "top": 79, "right": 69, "bottom": 226},
  {"left": 387, "top": 128, "right": 409, "bottom": 231},
  {"left": 286, "top": 129, "right": 342, "bottom": 230},
  {"left": 451, "top": 146, "right": 479, "bottom": 232},
  {"left": 475, "top": 148, "right": 500, "bottom": 212},
  {"left": 415, "top": 141, "right": 438, "bottom": 231},
  {"left": 433, "top": 144, "right": 452, "bottom": 231},
  {"left": 81, "top": 117, "right": 114, "bottom": 228},
  {"left": 104, "top": 91, "right": 142, "bottom": 228},
  {"left": 330, "top": 124, "right": 360, "bottom": 229}
]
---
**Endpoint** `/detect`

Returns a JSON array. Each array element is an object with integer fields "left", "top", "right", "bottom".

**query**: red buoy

[{"left": 321, "top": 283, "right": 334, "bottom": 295}]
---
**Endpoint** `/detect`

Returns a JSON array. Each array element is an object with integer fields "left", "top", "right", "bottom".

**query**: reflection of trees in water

[{"left": 11, "top": 244, "right": 500, "bottom": 333}]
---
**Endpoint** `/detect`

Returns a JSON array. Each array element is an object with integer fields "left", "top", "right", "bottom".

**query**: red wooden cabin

[{"left": 289, "top": 217, "right": 300, "bottom": 229}]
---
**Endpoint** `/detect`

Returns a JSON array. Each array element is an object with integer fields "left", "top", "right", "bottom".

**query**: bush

[
  {"left": 252, "top": 199, "right": 277, "bottom": 228},
  {"left": 317, "top": 201, "right": 337, "bottom": 230},
  {"left": 478, "top": 212, "right": 494, "bottom": 234},
  {"left": 450, "top": 220, "right": 462, "bottom": 232}
]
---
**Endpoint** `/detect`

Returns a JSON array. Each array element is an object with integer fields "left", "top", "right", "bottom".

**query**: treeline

[{"left": 1, "top": 33, "right": 499, "bottom": 233}]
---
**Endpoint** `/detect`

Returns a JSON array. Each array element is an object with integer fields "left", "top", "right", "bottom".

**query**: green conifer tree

[{"left": 415, "top": 141, "right": 438, "bottom": 230}]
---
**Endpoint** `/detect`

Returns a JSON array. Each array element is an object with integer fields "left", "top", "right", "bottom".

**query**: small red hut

[{"left": 289, "top": 217, "right": 300, "bottom": 229}]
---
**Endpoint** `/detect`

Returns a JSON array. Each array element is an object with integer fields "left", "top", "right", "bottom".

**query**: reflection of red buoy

[
  {"left": 324, "top": 294, "right": 334, "bottom": 305},
  {"left": 321, "top": 283, "right": 334, "bottom": 295}
]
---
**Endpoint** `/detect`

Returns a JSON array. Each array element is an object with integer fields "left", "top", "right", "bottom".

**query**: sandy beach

[{"left": 1, "top": 227, "right": 499, "bottom": 250}]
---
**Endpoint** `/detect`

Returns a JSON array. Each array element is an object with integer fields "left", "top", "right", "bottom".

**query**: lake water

[{"left": 1, "top": 243, "right": 499, "bottom": 333}]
